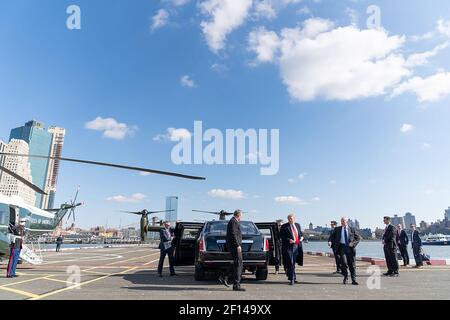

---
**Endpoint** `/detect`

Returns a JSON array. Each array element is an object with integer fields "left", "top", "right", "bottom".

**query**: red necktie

[{"left": 292, "top": 225, "right": 299, "bottom": 245}]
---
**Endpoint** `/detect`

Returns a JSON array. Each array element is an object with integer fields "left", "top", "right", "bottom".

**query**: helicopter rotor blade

[
  {"left": 120, "top": 211, "right": 145, "bottom": 215},
  {"left": 0, "top": 165, "right": 47, "bottom": 195},
  {"left": 147, "top": 210, "right": 174, "bottom": 214},
  {"left": 192, "top": 210, "right": 220, "bottom": 214},
  {"left": 0, "top": 153, "right": 206, "bottom": 180}
]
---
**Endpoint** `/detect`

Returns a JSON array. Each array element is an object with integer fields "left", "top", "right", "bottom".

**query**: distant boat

[{"left": 422, "top": 234, "right": 450, "bottom": 246}]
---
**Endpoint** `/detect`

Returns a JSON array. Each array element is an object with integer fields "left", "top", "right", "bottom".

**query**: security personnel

[
  {"left": 6, "top": 219, "right": 25, "bottom": 278},
  {"left": 328, "top": 221, "right": 341, "bottom": 274},
  {"left": 157, "top": 221, "right": 176, "bottom": 277},
  {"left": 226, "top": 210, "right": 245, "bottom": 291},
  {"left": 382, "top": 216, "right": 399, "bottom": 277}
]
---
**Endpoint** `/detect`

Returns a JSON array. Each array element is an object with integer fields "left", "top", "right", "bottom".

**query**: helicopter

[
  {"left": 120, "top": 209, "right": 174, "bottom": 242},
  {"left": 192, "top": 209, "right": 248, "bottom": 221},
  {"left": 0, "top": 152, "right": 205, "bottom": 264}
]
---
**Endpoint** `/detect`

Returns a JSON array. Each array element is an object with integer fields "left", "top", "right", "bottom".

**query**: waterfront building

[
  {"left": 9, "top": 121, "right": 65, "bottom": 209},
  {"left": 419, "top": 220, "right": 428, "bottom": 231},
  {"left": 165, "top": 196, "right": 178, "bottom": 224},
  {"left": 0, "top": 139, "right": 36, "bottom": 206},
  {"left": 404, "top": 212, "right": 416, "bottom": 229},
  {"left": 42, "top": 126, "right": 66, "bottom": 209},
  {"left": 308, "top": 222, "right": 313, "bottom": 230},
  {"left": 445, "top": 207, "right": 450, "bottom": 221},
  {"left": 391, "top": 214, "right": 405, "bottom": 229}
]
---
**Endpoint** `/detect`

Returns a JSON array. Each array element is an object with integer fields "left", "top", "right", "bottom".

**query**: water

[{"left": 304, "top": 241, "right": 450, "bottom": 259}]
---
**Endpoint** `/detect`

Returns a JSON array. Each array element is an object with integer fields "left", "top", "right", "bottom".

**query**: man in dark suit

[
  {"left": 329, "top": 217, "right": 360, "bottom": 285},
  {"left": 410, "top": 224, "right": 423, "bottom": 268},
  {"left": 382, "top": 217, "right": 399, "bottom": 276},
  {"left": 280, "top": 213, "right": 303, "bottom": 285},
  {"left": 157, "top": 221, "right": 176, "bottom": 277},
  {"left": 226, "top": 210, "right": 245, "bottom": 291},
  {"left": 328, "top": 221, "right": 341, "bottom": 274},
  {"left": 396, "top": 224, "right": 409, "bottom": 266},
  {"left": 274, "top": 219, "right": 283, "bottom": 275}
]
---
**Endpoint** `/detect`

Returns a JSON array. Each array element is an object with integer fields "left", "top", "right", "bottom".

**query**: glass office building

[
  {"left": 9, "top": 121, "right": 52, "bottom": 208},
  {"left": 165, "top": 196, "right": 178, "bottom": 223}
]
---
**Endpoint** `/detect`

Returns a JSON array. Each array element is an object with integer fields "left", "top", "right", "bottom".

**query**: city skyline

[{"left": 1, "top": 1, "right": 450, "bottom": 230}]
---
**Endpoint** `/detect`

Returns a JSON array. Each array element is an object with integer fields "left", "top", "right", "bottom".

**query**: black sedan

[{"left": 172, "top": 220, "right": 279, "bottom": 281}]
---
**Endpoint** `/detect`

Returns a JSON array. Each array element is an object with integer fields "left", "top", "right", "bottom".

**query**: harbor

[{"left": 0, "top": 245, "right": 449, "bottom": 300}]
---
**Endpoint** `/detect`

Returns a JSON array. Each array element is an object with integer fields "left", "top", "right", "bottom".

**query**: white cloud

[
  {"left": 153, "top": 128, "right": 191, "bottom": 142},
  {"left": 249, "top": 18, "right": 412, "bottom": 101},
  {"left": 210, "top": 63, "right": 228, "bottom": 73},
  {"left": 151, "top": 9, "right": 169, "bottom": 31},
  {"left": 425, "top": 189, "right": 434, "bottom": 195},
  {"left": 312, "top": 196, "right": 320, "bottom": 201},
  {"left": 298, "top": 172, "right": 308, "bottom": 179},
  {"left": 405, "top": 42, "right": 449, "bottom": 68},
  {"left": 254, "top": 1, "right": 277, "bottom": 20},
  {"left": 85, "top": 117, "right": 136, "bottom": 140},
  {"left": 274, "top": 196, "right": 306, "bottom": 205},
  {"left": 400, "top": 123, "right": 414, "bottom": 133},
  {"left": 208, "top": 189, "right": 245, "bottom": 199},
  {"left": 288, "top": 178, "right": 296, "bottom": 184},
  {"left": 391, "top": 72, "right": 450, "bottom": 103},
  {"left": 107, "top": 193, "right": 147, "bottom": 203},
  {"left": 421, "top": 143, "right": 431, "bottom": 150},
  {"left": 248, "top": 27, "right": 280, "bottom": 63},
  {"left": 438, "top": 19, "right": 450, "bottom": 37},
  {"left": 180, "top": 75, "right": 195, "bottom": 88},
  {"left": 200, "top": 0, "right": 253, "bottom": 53},
  {"left": 167, "top": 0, "right": 191, "bottom": 6}
]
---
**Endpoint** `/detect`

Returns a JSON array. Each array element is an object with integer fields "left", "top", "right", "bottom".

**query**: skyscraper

[
  {"left": 0, "top": 139, "right": 36, "bottom": 206},
  {"left": 445, "top": 207, "right": 450, "bottom": 221},
  {"left": 9, "top": 121, "right": 65, "bottom": 209},
  {"left": 165, "top": 196, "right": 178, "bottom": 223},
  {"left": 404, "top": 212, "right": 416, "bottom": 229},
  {"left": 42, "top": 126, "right": 66, "bottom": 209}
]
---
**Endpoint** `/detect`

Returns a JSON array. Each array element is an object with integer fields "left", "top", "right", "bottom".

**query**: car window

[
  {"left": 182, "top": 228, "right": 200, "bottom": 240},
  {"left": 206, "top": 221, "right": 259, "bottom": 235}
]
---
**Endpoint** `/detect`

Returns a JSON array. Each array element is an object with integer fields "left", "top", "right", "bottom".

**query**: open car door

[
  {"left": 173, "top": 222, "right": 204, "bottom": 266},
  {"left": 255, "top": 222, "right": 280, "bottom": 266}
]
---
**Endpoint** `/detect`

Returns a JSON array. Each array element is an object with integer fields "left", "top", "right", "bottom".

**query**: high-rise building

[
  {"left": 419, "top": 220, "right": 428, "bottom": 231},
  {"left": 391, "top": 214, "right": 405, "bottom": 229},
  {"left": 0, "top": 139, "right": 36, "bottom": 206},
  {"left": 445, "top": 207, "right": 450, "bottom": 221},
  {"left": 404, "top": 212, "right": 416, "bottom": 229},
  {"left": 308, "top": 222, "right": 313, "bottom": 230},
  {"left": 42, "top": 126, "right": 66, "bottom": 209},
  {"left": 9, "top": 121, "right": 65, "bottom": 209},
  {"left": 165, "top": 196, "right": 178, "bottom": 223},
  {"left": 354, "top": 219, "right": 360, "bottom": 230}
]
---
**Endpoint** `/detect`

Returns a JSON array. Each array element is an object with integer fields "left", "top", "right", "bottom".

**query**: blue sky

[{"left": 1, "top": 0, "right": 450, "bottom": 230}]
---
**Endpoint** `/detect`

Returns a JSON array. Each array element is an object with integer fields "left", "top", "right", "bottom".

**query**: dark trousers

[
  {"left": 230, "top": 247, "right": 243, "bottom": 287},
  {"left": 337, "top": 244, "right": 356, "bottom": 281},
  {"left": 398, "top": 244, "right": 409, "bottom": 265},
  {"left": 56, "top": 244, "right": 61, "bottom": 252},
  {"left": 332, "top": 247, "right": 341, "bottom": 272},
  {"left": 412, "top": 244, "right": 423, "bottom": 266},
  {"left": 384, "top": 244, "right": 399, "bottom": 273},
  {"left": 157, "top": 247, "right": 175, "bottom": 275},
  {"left": 283, "top": 244, "right": 299, "bottom": 281}
]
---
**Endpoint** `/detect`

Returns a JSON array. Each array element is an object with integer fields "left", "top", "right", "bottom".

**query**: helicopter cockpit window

[{"left": 0, "top": 203, "right": 8, "bottom": 226}]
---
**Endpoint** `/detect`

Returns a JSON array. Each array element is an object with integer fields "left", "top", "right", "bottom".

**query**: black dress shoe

[
  {"left": 383, "top": 272, "right": 393, "bottom": 276},
  {"left": 389, "top": 273, "right": 399, "bottom": 277},
  {"left": 294, "top": 280, "right": 299, "bottom": 284},
  {"left": 219, "top": 275, "right": 229, "bottom": 287},
  {"left": 170, "top": 273, "right": 177, "bottom": 276},
  {"left": 352, "top": 281, "right": 359, "bottom": 285},
  {"left": 233, "top": 286, "right": 246, "bottom": 292}
]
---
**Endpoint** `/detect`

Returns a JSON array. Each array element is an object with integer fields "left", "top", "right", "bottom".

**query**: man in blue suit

[
  {"left": 280, "top": 213, "right": 303, "bottom": 285},
  {"left": 410, "top": 224, "right": 423, "bottom": 268},
  {"left": 157, "top": 221, "right": 176, "bottom": 277}
]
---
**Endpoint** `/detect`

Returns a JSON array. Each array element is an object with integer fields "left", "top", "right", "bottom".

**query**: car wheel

[
  {"left": 255, "top": 267, "right": 268, "bottom": 280},
  {"left": 195, "top": 264, "right": 205, "bottom": 281}
]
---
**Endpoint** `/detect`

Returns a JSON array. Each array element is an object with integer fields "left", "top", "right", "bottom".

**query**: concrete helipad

[{"left": 0, "top": 245, "right": 449, "bottom": 300}]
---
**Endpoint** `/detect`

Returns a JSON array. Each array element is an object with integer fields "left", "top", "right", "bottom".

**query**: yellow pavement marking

[
  {"left": 0, "top": 276, "right": 53, "bottom": 287},
  {"left": 30, "top": 266, "right": 139, "bottom": 300},
  {"left": 0, "top": 286, "right": 40, "bottom": 299},
  {"left": 42, "top": 277, "right": 72, "bottom": 284}
]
